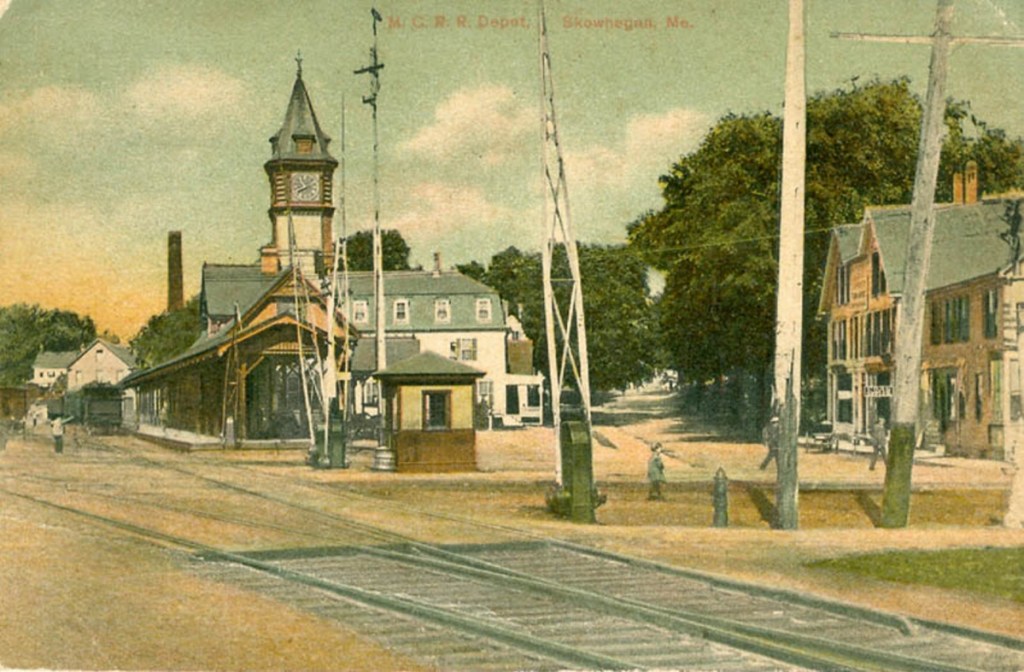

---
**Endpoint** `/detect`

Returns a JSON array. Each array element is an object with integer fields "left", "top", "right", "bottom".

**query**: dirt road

[{"left": 0, "top": 387, "right": 1020, "bottom": 670}]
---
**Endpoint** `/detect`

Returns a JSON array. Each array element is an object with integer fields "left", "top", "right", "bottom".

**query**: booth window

[{"left": 423, "top": 391, "right": 450, "bottom": 430}]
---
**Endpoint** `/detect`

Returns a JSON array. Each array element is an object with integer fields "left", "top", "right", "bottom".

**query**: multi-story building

[
  {"left": 66, "top": 339, "right": 137, "bottom": 391},
  {"left": 346, "top": 261, "right": 544, "bottom": 427},
  {"left": 820, "top": 169, "right": 1024, "bottom": 459},
  {"left": 31, "top": 350, "right": 79, "bottom": 388}
]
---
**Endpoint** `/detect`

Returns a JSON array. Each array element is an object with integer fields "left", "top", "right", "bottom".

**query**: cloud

[
  {"left": 566, "top": 107, "right": 709, "bottom": 190},
  {"left": 401, "top": 84, "right": 534, "bottom": 166},
  {"left": 125, "top": 64, "right": 247, "bottom": 121},
  {"left": 0, "top": 85, "right": 103, "bottom": 135},
  {"left": 0, "top": 151, "right": 35, "bottom": 181},
  {"left": 390, "top": 182, "right": 510, "bottom": 240}
]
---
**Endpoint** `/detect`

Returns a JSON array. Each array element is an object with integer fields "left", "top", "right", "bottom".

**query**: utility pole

[
  {"left": 882, "top": 0, "right": 953, "bottom": 528},
  {"left": 538, "top": 0, "right": 592, "bottom": 486},
  {"left": 837, "top": 0, "right": 1024, "bottom": 527},
  {"left": 355, "top": 8, "right": 393, "bottom": 471},
  {"left": 773, "top": 0, "right": 806, "bottom": 531}
]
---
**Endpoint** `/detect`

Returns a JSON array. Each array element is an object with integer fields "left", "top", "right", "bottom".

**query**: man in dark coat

[
  {"left": 760, "top": 417, "right": 780, "bottom": 470},
  {"left": 869, "top": 417, "right": 888, "bottom": 471}
]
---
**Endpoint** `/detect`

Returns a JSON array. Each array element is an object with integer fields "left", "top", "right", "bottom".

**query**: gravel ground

[{"left": 0, "top": 387, "right": 1021, "bottom": 671}]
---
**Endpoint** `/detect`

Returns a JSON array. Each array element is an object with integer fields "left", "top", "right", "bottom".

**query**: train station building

[{"left": 121, "top": 64, "right": 543, "bottom": 448}]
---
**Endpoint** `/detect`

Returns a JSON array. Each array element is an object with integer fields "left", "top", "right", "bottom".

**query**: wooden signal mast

[{"left": 538, "top": 0, "right": 592, "bottom": 485}]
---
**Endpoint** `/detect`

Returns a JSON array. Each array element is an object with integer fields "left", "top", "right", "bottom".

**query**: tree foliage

[
  {"left": 0, "top": 304, "right": 96, "bottom": 385},
  {"left": 469, "top": 244, "right": 660, "bottom": 393},
  {"left": 129, "top": 295, "right": 202, "bottom": 369},
  {"left": 343, "top": 229, "right": 412, "bottom": 272},
  {"left": 628, "top": 79, "right": 1024, "bottom": 407}
]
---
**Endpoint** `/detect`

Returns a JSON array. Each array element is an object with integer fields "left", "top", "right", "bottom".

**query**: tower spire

[{"left": 295, "top": 50, "right": 303, "bottom": 79}]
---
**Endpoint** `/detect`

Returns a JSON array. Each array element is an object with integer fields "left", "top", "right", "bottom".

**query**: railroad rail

[{"left": 2, "top": 434, "right": 1023, "bottom": 670}]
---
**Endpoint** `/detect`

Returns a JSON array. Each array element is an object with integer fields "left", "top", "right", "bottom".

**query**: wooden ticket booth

[{"left": 374, "top": 351, "right": 484, "bottom": 473}]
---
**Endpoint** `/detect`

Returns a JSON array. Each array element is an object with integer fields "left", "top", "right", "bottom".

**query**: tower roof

[{"left": 268, "top": 66, "right": 336, "bottom": 163}]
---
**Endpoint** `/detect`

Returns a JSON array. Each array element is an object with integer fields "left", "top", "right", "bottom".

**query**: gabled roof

[
  {"left": 869, "top": 200, "right": 1016, "bottom": 295},
  {"left": 68, "top": 339, "right": 137, "bottom": 370},
  {"left": 373, "top": 350, "right": 485, "bottom": 379},
  {"left": 268, "top": 72, "right": 336, "bottom": 163},
  {"left": 819, "top": 199, "right": 1020, "bottom": 314},
  {"left": 201, "top": 264, "right": 287, "bottom": 320},
  {"left": 33, "top": 350, "right": 79, "bottom": 369},
  {"left": 126, "top": 269, "right": 352, "bottom": 388}
]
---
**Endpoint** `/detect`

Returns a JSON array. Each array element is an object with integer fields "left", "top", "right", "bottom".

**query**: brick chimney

[
  {"left": 433, "top": 251, "right": 442, "bottom": 277},
  {"left": 953, "top": 171, "right": 964, "bottom": 204},
  {"left": 167, "top": 231, "right": 184, "bottom": 312},
  {"left": 965, "top": 160, "right": 979, "bottom": 204}
]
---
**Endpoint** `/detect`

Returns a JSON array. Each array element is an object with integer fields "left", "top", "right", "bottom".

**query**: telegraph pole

[
  {"left": 355, "top": 8, "right": 393, "bottom": 471},
  {"left": 836, "top": 0, "right": 1024, "bottom": 526},
  {"left": 773, "top": 0, "right": 806, "bottom": 531},
  {"left": 882, "top": 0, "right": 953, "bottom": 528},
  {"left": 538, "top": 0, "right": 592, "bottom": 486}
]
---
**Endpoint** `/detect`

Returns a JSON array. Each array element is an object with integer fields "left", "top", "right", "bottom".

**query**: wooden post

[
  {"left": 773, "top": 0, "right": 806, "bottom": 531},
  {"left": 882, "top": 0, "right": 954, "bottom": 528}
]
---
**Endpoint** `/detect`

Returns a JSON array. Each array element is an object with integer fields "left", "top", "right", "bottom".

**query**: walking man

[
  {"left": 647, "top": 443, "right": 666, "bottom": 500},
  {"left": 51, "top": 415, "right": 65, "bottom": 454},
  {"left": 870, "top": 416, "right": 888, "bottom": 471},
  {"left": 760, "top": 416, "right": 780, "bottom": 470}
]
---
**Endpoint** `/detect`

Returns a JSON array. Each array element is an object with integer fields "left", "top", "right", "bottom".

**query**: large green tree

[
  {"left": 129, "top": 295, "right": 202, "bottom": 369},
  {"left": 628, "top": 78, "right": 1024, "bottom": 418},
  {"left": 471, "top": 244, "right": 660, "bottom": 394},
  {"left": 343, "top": 229, "right": 412, "bottom": 272},
  {"left": 0, "top": 304, "right": 96, "bottom": 385}
]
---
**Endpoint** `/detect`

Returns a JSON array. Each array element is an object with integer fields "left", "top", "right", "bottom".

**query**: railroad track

[{"left": 4, "top": 436, "right": 1023, "bottom": 670}]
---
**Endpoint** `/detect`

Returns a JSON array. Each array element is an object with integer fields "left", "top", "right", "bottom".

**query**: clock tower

[{"left": 261, "top": 59, "right": 339, "bottom": 276}]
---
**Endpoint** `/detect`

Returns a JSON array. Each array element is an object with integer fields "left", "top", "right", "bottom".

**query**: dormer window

[
  {"left": 476, "top": 298, "right": 492, "bottom": 323},
  {"left": 393, "top": 298, "right": 409, "bottom": 325},
  {"left": 353, "top": 300, "right": 369, "bottom": 324},
  {"left": 434, "top": 298, "right": 451, "bottom": 324}
]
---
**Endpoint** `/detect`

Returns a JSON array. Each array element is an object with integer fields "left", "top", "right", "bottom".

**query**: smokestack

[
  {"left": 433, "top": 251, "right": 442, "bottom": 277},
  {"left": 965, "top": 160, "right": 979, "bottom": 205},
  {"left": 168, "top": 231, "right": 183, "bottom": 312}
]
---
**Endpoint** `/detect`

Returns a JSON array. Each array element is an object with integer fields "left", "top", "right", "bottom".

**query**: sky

[{"left": 2, "top": 0, "right": 1024, "bottom": 339}]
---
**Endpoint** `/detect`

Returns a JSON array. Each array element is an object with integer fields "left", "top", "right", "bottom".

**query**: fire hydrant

[{"left": 712, "top": 467, "right": 729, "bottom": 527}]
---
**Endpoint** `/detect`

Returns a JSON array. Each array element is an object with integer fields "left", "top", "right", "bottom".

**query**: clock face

[{"left": 291, "top": 172, "right": 321, "bottom": 202}]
